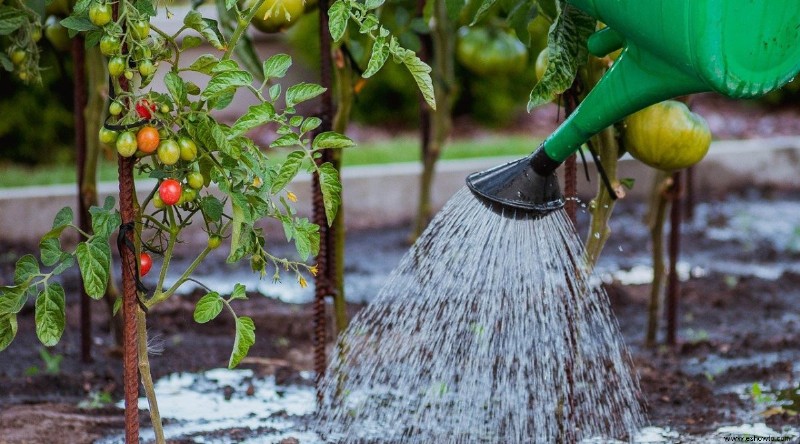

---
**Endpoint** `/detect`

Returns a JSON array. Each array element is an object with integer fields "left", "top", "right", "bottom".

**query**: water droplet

[{"left": 594, "top": 232, "right": 601, "bottom": 239}]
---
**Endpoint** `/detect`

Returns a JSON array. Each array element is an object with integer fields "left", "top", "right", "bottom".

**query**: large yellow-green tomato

[
  {"left": 456, "top": 27, "right": 528, "bottom": 76},
  {"left": 245, "top": 0, "right": 304, "bottom": 33},
  {"left": 622, "top": 100, "right": 712, "bottom": 172}
]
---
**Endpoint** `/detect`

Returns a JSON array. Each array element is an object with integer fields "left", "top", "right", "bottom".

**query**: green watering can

[{"left": 467, "top": 0, "right": 800, "bottom": 215}]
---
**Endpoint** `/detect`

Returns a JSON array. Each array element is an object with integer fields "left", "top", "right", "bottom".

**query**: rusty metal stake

[
  {"left": 665, "top": 170, "right": 683, "bottom": 346},
  {"left": 72, "top": 34, "right": 93, "bottom": 363}
]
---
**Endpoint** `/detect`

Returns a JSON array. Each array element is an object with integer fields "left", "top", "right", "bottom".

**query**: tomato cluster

[{"left": 88, "top": 0, "right": 160, "bottom": 83}]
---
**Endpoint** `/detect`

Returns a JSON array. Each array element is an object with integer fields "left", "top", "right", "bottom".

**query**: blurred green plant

[{"left": 0, "top": 50, "right": 74, "bottom": 166}]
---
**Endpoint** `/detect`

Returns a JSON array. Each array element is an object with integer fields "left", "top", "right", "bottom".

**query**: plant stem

[
  {"left": 146, "top": 246, "right": 212, "bottom": 308},
  {"left": 330, "top": 46, "right": 353, "bottom": 334},
  {"left": 136, "top": 307, "right": 165, "bottom": 444},
  {"left": 411, "top": 0, "right": 455, "bottom": 240},
  {"left": 645, "top": 172, "right": 671, "bottom": 347},
  {"left": 221, "top": 0, "right": 268, "bottom": 62}
]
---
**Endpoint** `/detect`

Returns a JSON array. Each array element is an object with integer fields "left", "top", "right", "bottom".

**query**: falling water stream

[{"left": 316, "top": 188, "right": 645, "bottom": 443}]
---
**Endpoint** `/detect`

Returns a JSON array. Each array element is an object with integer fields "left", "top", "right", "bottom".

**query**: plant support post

[
  {"left": 72, "top": 34, "right": 92, "bottom": 363},
  {"left": 666, "top": 171, "right": 683, "bottom": 346}
]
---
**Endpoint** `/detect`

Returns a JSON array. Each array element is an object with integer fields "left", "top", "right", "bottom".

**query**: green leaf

[
  {"left": 300, "top": 117, "right": 322, "bottom": 133},
  {"left": 270, "top": 133, "right": 301, "bottom": 148},
  {"left": 75, "top": 240, "right": 111, "bottom": 300},
  {"left": 318, "top": 162, "right": 342, "bottom": 226},
  {"left": 187, "top": 54, "right": 219, "bottom": 75},
  {"left": 397, "top": 48, "right": 436, "bottom": 110},
  {"left": 0, "top": 6, "right": 27, "bottom": 35},
  {"left": 292, "top": 218, "right": 320, "bottom": 261},
  {"left": 60, "top": 16, "right": 96, "bottom": 37},
  {"left": 52, "top": 207, "right": 73, "bottom": 229},
  {"left": 262, "top": 53, "right": 292, "bottom": 79},
  {"left": 89, "top": 203, "right": 121, "bottom": 239},
  {"left": 620, "top": 177, "right": 636, "bottom": 190},
  {"left": 228, "top": 316, "right": 255, "bottom": 368},
  {"left": 271, "top": 151, "right": 305, "bottom": 193},
  {"left": 0, "top": 313, "right": 17, "bottom": 351},
  {"left": 363, "top": 37, "right": 389, "bottom": 79},
  {"left": 285, "top": 82, "right": 326, "bottom": 108},
  {"left": 201, "top": 196, "right": 224, "bottom": 222},
  {"left": 268, "top": 84, "right": 281, "bottom": 101},
  {"left": 182, "top": 35, "right": 204, "bottom": 50},
  {"left": 470, "top": 0, "right": 498, "bottom": 25},
  {"left": 193, "top": 292, "right": 223, "bottom": 323},
  {"left": 226, "top": 202, "right": 246, "bottom": 264},
  {"left": 230, "top": 283, "right": 247, "bottom": 300},
  {"left": 365, "top": 0, "right": 385, "bottom": 9},
  {"left": 14, "top": 254, "right": 39, "bottom": 285},
  {"left": 35, "top": 283, "right": 66, "bottom": 347},
  {"left": 165, "top": 72, "right": 187, "bottom": 106},
  {"left": 39, "top": 238, "right": 63, "bottom": 267},
  {"left": 505, "top": 0, "right": 536, "bottom": 45},
  {"left": 133, "top": 0, "right": 157, "bottom": 16},
  {"left": 51, "top": 255, "right": 75, "bottom": 276},
  {"left": 0, "top": 53, "right": 12, "bottom": 72},
  {"left": 40, "top": 206, "right": 74, "bottom": 241},
  {"left": 0, "top": 285, "right": 28, "bottom": 315},
  {"left": 328, "top": 0, "right": 350, "bottom": 42},
  {"left": 202, "top": 70, "right": 253, "bottom": 100},
  {"left": 184, "top": 11, "right": 226, "bottom": 50},
  {"left": 312, "top": 131, "right": 355, "bottom": 150},
  {"left": 527, "top": 3, "right": 595, "bottom": 110},
  {"left": 230, "top": 102, "right": 276, "bottom": 137},
  {"left": 359, "top": 13, "right": 380, "bottom": 34}
]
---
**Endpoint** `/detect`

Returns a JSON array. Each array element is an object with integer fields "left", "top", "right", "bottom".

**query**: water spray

[{"left": 468, "top": 0, "right": 800, "bottom": 215}]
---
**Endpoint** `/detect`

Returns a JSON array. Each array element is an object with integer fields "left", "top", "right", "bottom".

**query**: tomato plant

[
  {"left": 0, "top": 0, "right": 435, "bottom": 439},
  {"left": 456, "top": 26, "right": 528, "bottom": 76}
]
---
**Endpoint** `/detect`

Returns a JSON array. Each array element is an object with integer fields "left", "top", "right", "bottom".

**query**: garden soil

[{"left": 1, "top": 94, "right": 800, "bottom": 443}]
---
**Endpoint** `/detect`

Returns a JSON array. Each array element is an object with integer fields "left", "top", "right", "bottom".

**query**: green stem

[
  {"left": 646, "top": 171, "right": 671, "bottom": 347},
  {"left": 146, "top": 246, "right": 212, "bottom": 308},
  {"left": 411, "top": 0, "right": 455, "bottom": 240},
  {"left": 330, "top": 46, "right": 354, "bottom": 334},
  {"left": 222, "top": 0, "right": 268, "bottom": 62},
  {"left": 136, "top": 307, "right": 165, "bottom": 444}
]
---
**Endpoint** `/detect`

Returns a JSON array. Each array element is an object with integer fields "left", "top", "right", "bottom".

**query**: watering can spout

[{"left": 468, "top": 0, "right": 800, "bottom": 216}]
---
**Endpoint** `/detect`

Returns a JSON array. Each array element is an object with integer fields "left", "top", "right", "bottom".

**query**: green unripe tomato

[
  {"left": 622, "top": 100, "right": 712, "bottom": 172},
  {"left": 109, "top": 101, "right": 124, "bottom": 116},
  {"left": 99, "top": 127, "right": 118, "bottom": 145},
  {"left": 456, "top": 26, "right": 528, "bottom": 76},
  {"left": 89, "top": 2, "right": 113, "bottom": 27},
  {"left": 45, "top": 22, "right": 71, "bottom": 52},
  {"left": 116, "top": 131, "right": 137, "bottom": 157},
  {"left": 187, "top": 171, "right": 205, "bottom": 190},
  {"left": 31, "top": 27, "right": 42, "bottom": 43},
  {"left": 178, "top": 137, "right": 198, "bottom": 161},
  {"left": 207, "top": 235, "right": 222, "bottom": 250},
  {"left": 180, "top": 188, "right": 197, "bottom": 205},
  {"left": 157, "top": 139, "right": 181, "bottom": 165},
  {"left": 10, "top": 49, "right": 26, "bottom": 65},
  {"left": 124, "top": 70, "right": 134, "bottom": 80},
  {"left": 152, "top": 194, "right": 165, "bottom": 209},
  {"left": 99, "top": 35, "right": 121, "bottom": 56},
  {"left": 138, "top": 59, "right": 156, "bottom": 77},
  {"left": 107, "top": 56, "right": 126, "bottom": 77},
  {"left": 130, "top": 20, "right": 150, "bottom": 40},
  {"left": 245, "top": 0, "right": 305, "bottom": 33}
]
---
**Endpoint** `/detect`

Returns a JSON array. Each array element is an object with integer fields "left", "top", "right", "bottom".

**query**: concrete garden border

[{"left": 1, "top": 136, "right": 798, "bottom": 243}]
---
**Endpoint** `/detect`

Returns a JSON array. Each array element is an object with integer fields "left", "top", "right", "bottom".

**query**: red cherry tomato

[
  {"left": 158, "top": 179, "right": 182, "bottom": 206},
  {"left": 139, "top": 252, "right": 153, "bottom": 276},
  {"left": 136, "top": 99, "right": 156, "bottom": 119}
]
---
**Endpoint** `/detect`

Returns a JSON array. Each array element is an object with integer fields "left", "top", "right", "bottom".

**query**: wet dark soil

[{"left": 1, "top": 192, "right": 800, "bottom": 443}]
